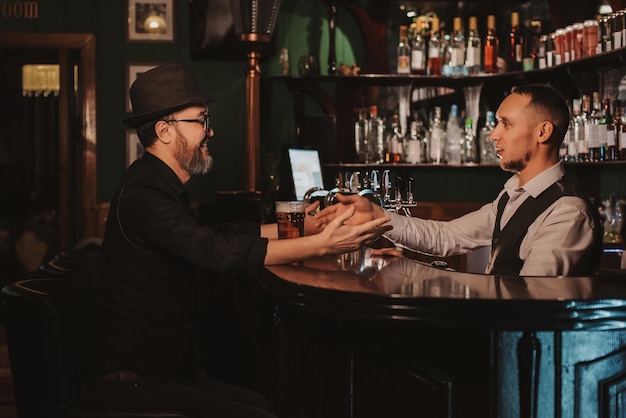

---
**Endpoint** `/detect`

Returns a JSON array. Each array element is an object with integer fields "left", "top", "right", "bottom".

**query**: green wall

[{"left": 0, "top": 0, "right": 364, "bottom": 203}]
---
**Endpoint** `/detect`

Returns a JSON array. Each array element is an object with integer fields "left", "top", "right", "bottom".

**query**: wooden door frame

[{"left": 0, "top": 33, "right": 97, "bottom": 248}]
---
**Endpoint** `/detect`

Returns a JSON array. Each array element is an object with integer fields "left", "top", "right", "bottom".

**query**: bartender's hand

[
  {"left": 314, "top": 193, "right": 386, "bottom": 227},
  {"left": 264, "top": 205, "right": 392, "bottom": 265},
  {"left": 318, "top": 206, "right": 392, "bottom": 253},
  {"left": 304, "top": 200, "right": 322, "bottom": 236}
]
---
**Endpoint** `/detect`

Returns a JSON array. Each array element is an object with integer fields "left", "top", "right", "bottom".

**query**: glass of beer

[{"left": 275, "top": 201, "right": 306, "bottom": 239}]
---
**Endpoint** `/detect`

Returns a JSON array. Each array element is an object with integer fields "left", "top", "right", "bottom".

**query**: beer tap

[
  {"left": 394, "top": 175, "right": 403, "bottom": 205},
  {"left": 362, "top": 171, "right": 371, "bottom": 190},
  {"left": 358, "top": 170, "right": 383, "bottom": 206},
  {"left": 370, "top": 170, "right": 379, "bottom": 195},
  {"left": 344, "top": 171, "right": 352, "bottom": 191},
  {"left": 396, "top": 176, "right": 417, "bottom": 216},
  {"left": 406, "top": 176, "right": 414, "bottom": 204},
  {"left": 349, "top": 171, "right": 361, "bottom": 193},
  {"left": 381, "top": 170, "right": 392, "bottom": 207}
]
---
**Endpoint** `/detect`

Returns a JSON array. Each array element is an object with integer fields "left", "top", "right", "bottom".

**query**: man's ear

[
  {"left": 537, "top": 121, "right": 554, "bottom": 144},
  {"left": 154, "top": 120, "right": 171, "bottom": 144}
]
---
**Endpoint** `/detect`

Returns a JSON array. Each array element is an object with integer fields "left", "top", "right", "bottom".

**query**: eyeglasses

[{"left": 164, "top": 115, "right": 211, "bottom": 132}]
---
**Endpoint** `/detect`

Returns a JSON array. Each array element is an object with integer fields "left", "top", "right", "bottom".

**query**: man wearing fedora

[{"left": 79, "top": 64, "right": 390, "bottom": 417}]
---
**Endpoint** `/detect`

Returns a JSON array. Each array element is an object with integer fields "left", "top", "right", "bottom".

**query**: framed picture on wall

[
  {"left": 127, "top": 0, "right": 175, "bottom": 43},
  {"left": 126, "top": 130, "right": 144, "bottom": 166},
  {"left": 126, "top": 63, "right": 162, "bottom": 112}
]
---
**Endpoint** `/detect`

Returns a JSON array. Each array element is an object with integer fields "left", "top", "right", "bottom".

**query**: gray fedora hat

[{"left": 124, "top": 64, "right": 213, "bottom": 128}]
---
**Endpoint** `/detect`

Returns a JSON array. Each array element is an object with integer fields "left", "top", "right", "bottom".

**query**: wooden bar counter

[{"left": 256, "top": 249, "right": 626, "bottom": 418}]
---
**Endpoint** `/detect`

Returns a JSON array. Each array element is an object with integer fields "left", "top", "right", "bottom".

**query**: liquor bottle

[
  {"left": 583, "top": 19, "right": 599, "bottom": 58},
  {"left": 463, "top": 118, "right": 478, "bottom": 164},
  {"left": 405, "top": 119, "right": 424, "bottom": 163},
  {"left": 579, "top": 94, "right": 591, "bottom": 162},
  {"left": 445, "top": 104, "right": 463, "bottom": 165},
  {"left": 368, "top": 105, "right": 385, "bottom": 163},
  {"left": 484, "top": 15, "right": 499, "bottom": 73},
  {"left": 618, "top": 123, "right": 626, "bottom": 160},
  {"left": 410, "top": 16, "right": 427, "bottom": 75},
  {"left": 569, "top": 98, "right": 585, "bottom": 162},
  {"left": 354, "top": 109, "right": 370, "bottom": 163},
  {"left": 563, "top": 25, "right": 573, "bottom": 63},
  {"left": 507, "top": 11, "right": 524, "bottom": 72},
  {"left": 427, "top": 17, "right": 443, "bottom": 76},
  {"left": 613, "top": 11, "right": 623, "bottom": 50},
  {"left": 600, "top": 97, "right": 613, "bottom": 160},
  {"left": 600, "top": 16, "right": 612, "bottom": 53},
  {"left": 465, "top": 16, "right": 481, "bottom": 75},
  {"left": 441, "top": 30, "right": 452, "bottom": 76},
  {"left": 480, "top": 111, "right": 498, "bottom": 165},
  {"left": 397, "top": 25, "right": 411, "bottom": 74},
  {"left": 385, "top": 113, "right": 403, "bottom": 163},
  {"left": 621, "top": 123, "right": 626, "bottom": 160},
  {"left": 448, "top": 17, "right": 466, "bottom": 76},
  {"left": 537, "top": 34, "right": 547, "bottom": 69},
  {"left": 608, "top": 99, "right": 622, "bottom": 160},
  {"left": 428, "top": 106, "right": 446, "bottom": 164},
  {"left": 573, "top": 22, "right": 585, "bottom": 60},
  {"left": 589, "top": 92, "right": 604, "bottom": 161}
]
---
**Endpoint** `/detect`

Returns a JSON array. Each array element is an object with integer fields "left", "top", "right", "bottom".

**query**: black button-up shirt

[{"left": 86, "top": 152, "right": 268, "bottom": 378}]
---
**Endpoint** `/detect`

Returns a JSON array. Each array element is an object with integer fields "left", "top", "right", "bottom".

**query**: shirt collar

[
  {"left": 141, "top": 151, "right": 188, "bottom": 196},
  {"left": 503, "top": 161, "right": 565, "bottom": 198}
]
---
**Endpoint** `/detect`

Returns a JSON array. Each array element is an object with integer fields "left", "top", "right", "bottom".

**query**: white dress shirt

[{"left": 384, "top": 162, "right": 598, "bottom": 276}]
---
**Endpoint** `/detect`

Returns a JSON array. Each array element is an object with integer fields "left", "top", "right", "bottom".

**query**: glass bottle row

[
  {"left": 354, "top": 105, "right": 498, "bottom": 166},
  {"left": 562, "top": 92, "right": 626, "bottom": 163},
  {"left": 396, "top": 8, "right": 626, "bottom": 77}
]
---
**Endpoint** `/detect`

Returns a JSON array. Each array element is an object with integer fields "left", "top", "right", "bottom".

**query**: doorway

[{"left": 0, "top": 33, "right": 97, "bottom": 282}]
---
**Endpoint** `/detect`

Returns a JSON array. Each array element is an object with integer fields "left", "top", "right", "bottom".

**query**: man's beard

[
  {"left": 500, "top": 150, "right": 531, "bottom": 173},
  {"left": 174, "top": 134, "right": 213, "bottom": 175}
]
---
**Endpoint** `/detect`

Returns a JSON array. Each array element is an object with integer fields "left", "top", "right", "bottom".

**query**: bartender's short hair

[{"left": 510, "top": 84, "right": 570, "bottom": 145}]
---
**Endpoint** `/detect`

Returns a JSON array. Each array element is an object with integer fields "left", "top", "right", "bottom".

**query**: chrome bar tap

[
  {"left": 406, "top": 176, "right": 414, "bottom": 204},
  {"left": 394, "top": 175, "right": 403, "bottom": 205},
  {"left": 381, "top": 170, "right": 391, "bottom": 206}
]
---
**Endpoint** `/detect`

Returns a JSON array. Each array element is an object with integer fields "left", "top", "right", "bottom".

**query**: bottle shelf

[
  {"left": 325, "top": 160, "right": 626, "bottom": 169},
  {"left": 269, "top": 46, "right": 626, "bottom": 89}
]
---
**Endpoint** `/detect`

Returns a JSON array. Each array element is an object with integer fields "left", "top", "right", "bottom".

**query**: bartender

[{"left": 316, "top": 84, "right": 603, "bottom": 277}]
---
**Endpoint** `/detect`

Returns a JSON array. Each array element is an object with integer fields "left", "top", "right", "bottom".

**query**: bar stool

[
  {"left": 0, "top": 277, "right": 190, "bottom": 418},
  {"left": 38, "top": 242, "right": 102, "bottom": 278}
]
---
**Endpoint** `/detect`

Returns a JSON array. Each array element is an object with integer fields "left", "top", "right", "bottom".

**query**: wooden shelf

[{"left": 269, "top": 46, "right": 626, "bottom": 89}]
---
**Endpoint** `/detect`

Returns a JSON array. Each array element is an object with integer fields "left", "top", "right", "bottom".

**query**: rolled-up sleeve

[{"left": 383, "top": 202, "right": 496, "bottom": 256}]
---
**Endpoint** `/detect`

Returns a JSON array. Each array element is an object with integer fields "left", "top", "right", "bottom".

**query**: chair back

[{"left": 1, "top": 276, "right": 88, "bottom": 418}]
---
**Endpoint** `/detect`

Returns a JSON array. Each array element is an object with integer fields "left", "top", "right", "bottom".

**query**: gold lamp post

[{"left": 229, "top": 0, "right": 282, "bottom": 192}]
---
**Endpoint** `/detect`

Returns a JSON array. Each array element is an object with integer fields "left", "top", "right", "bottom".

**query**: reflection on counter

[{"left": 267, "top": 247, "right": 605, "bottom": 302}]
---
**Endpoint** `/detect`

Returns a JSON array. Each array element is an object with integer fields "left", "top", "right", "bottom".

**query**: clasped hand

[{"left": 313, "top": 193, "right": 386, "bottom": 228}]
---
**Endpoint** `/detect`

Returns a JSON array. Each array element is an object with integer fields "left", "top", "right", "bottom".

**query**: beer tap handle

[
  {"left": 370, "top": 170, "right": 379, "bottom": 194},
  {"left": 406, "top": 176, "right": 414, "bottom": 204},
  {"left": 381, "top": 170, "right": 391, "bottom": 205},
  {"left": 362, "top": 171, "right": 371, "bottom": 189},
  {"left": 335, "top": 172, "right": 343, "bottom": 189},
  {"left": 395, "top": 175, "right": 403, "bottom": 204},
  {"left": 349, "top": 171, "right": 361, "bottom": 193}
]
